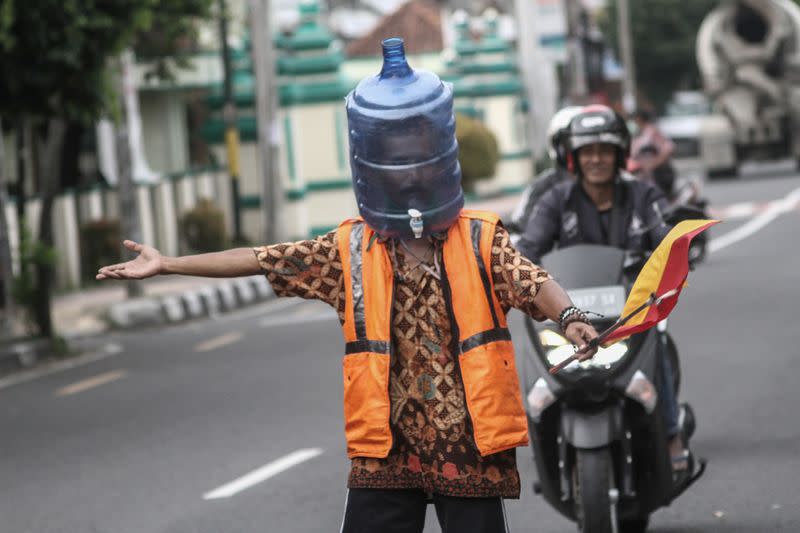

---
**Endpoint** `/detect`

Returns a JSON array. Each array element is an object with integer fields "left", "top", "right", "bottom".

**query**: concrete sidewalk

[
  {"left": 0, "top": 274, "right": 276, "bottom": 374},
  {"left": 52, "top": 274, "right": 275, "bottom": 337}
]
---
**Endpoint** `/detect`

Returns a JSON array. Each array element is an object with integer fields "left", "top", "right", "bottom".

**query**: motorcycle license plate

[{"left": 567, "top": 285, "right": 627, "bottom": 319}]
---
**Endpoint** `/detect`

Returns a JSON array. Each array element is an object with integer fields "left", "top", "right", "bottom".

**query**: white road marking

[
  {"left": 55, "top": 370, "right": 128, "bottom": 396},
  {"left": 193, "top": 331, "right": 244, "bottom": 352},
  {"left": 0, "top": 343, "right": 123, "bottom": 392},
  {"left": 710, "top": 186, "right": 800, "bottom": 254},
  {"left": 203, "top": 448, "right": 324, "bottom": 500},
  {"left": 711, "top": 201, "right": 757, "bottom": 220}
]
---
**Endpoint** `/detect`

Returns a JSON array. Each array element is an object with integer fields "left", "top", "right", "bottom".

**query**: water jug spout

[
  {"left": 408, "top": 209, "right": 424, "bottom": 239},
  {"left": 379, "top": 37, "right": 413, "bottom": 79}
]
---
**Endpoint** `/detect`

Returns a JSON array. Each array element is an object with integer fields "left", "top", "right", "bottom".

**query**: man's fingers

[{"left": 123, "top": 240, "right": 142, "bottom": 253}]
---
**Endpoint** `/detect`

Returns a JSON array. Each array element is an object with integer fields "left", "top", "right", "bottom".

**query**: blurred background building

[{"left": 0, "top": 0, "right": 633, "bottom": 292}]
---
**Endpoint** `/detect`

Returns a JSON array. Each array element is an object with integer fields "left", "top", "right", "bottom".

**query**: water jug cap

[{"left": 379, "top": 37, "right": 412, "bottom": 79}]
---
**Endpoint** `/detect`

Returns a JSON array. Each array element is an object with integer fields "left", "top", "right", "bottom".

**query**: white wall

[{"left": 140, "top": 91, "right": 190, "bottom": 175}]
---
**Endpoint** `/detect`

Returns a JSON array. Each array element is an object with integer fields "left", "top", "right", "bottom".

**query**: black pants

[{"left": 340, "top": 488, "right": 510, "bottom": 533}]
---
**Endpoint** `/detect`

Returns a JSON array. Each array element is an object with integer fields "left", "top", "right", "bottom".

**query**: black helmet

[{"left": 567, "top": 105, "right": 631, "bottom": 175}]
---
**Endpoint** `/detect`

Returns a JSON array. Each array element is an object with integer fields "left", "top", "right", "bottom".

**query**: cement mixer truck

[{"left": 696, "top": 0, "right": 800, "bottom": 176}]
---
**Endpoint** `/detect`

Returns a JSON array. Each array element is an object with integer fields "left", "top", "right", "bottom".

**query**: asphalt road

[{"left": 1, "top": 167, "right": 799, "bottom": 533}]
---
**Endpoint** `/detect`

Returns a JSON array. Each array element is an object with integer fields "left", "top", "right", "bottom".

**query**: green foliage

[
  {"left": 0, "top": 0, "right": 215, "bottom": 124},
  {"left": 0, "top": 1, "right": 13, "bottom": 51},
  {"left": 180, "top": 199, "right": 228, "bottom": 253},
  {"left": 134, "top": 0, "right": 215, "bottom": 81},
  {"left": 0, "top": 0, "right": 154, "bottom": 124},
  {"left": 80, "top": 219, "right": 121, "bottom": 283},
  {"left": 12, "top": 225, "right": 57, "bottom": 335},
  {"left": 455, "top": 113, "right": 500, "bottom": 192},
  {"left": 600, "top": 0, "right": 718, "bottom": 111}
]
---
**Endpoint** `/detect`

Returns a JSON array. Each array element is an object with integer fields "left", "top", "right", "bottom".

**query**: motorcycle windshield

[{"left": 540, "top": 245, "right": 626, "bottom": 290}]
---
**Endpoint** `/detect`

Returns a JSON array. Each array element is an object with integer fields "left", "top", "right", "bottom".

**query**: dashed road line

[
  {"left": 193, "top": 331, "right": 244, "bottom": 353},
  {"left": 203, "top": 448, "right": 324, "bottom": 500},
  {"left": 55, "top": 369, "right": 128, "bottom": 396}
]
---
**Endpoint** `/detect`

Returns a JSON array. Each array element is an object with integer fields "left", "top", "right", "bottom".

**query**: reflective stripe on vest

[
  {"left": 444, "top": 213, "right": 528, "bottom": 456},
  {"left": 336, "top": 210, "right": 528, "bottom": 459}
]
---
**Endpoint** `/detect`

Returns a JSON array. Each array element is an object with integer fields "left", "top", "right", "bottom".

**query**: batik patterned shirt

[{"left": 253, "top": 224, "right": 551, "bottom": 498}]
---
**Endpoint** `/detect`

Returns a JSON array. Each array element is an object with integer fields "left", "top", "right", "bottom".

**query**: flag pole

[{"left": 549, "top": 289, "right": 679, "bottom": 375}]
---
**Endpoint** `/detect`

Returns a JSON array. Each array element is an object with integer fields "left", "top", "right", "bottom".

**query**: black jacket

[
  {"left": 506, "top": 166, "right": 572, "bottom": 234},
  {"left": 516, "top": 176, "right": 671, "bottom": 264}
]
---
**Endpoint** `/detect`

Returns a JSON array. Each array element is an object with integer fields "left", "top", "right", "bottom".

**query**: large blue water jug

[{"left": 346, "top": 37, "right": 464, "bottom": 239}]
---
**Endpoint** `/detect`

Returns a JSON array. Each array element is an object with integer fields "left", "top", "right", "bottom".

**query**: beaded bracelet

[{"left": 558, "top": 306, "right": 591, "bottom": 333}]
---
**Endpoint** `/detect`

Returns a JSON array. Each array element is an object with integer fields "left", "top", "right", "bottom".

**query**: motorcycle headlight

[{"left": 538, "top": 329, "right": 629, "bottom": 371}]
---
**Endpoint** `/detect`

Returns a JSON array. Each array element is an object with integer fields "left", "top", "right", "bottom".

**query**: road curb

[
  {"left": 105, "top": 275, "right": 275, "bottom": 330},
  {"left": 0, "top": 337, "right": 53, "bottom": 375}
]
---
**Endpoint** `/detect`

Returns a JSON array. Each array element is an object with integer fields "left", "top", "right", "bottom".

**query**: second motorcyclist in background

[
  {"left": 516, "top": 105, "right": 691, "bottom": 471},
  {"left": 630, "top": 108, "right": 677, "bottom": 197},
  {"left": 506, "top": 106, "right": 583, "bottom": 238}
]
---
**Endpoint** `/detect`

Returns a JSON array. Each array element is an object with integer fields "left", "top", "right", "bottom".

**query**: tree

[
  {"left": 0, "top": 0, "right": 213, "bottom": 338},
  {"left": 134, "top": 0, "right": 215, "bottom": 81},
  {"left": 600, "top": 0, "right": 718, "bottom": 111}
]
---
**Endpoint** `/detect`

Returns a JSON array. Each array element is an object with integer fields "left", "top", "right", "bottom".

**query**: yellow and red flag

[{"left": 601, "top": 219, "right": 720, "bottom": 346}]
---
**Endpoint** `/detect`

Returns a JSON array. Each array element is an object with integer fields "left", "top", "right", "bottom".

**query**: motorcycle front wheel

[
  {"left": 574, "top": 448, "right": 613, "bottom": 533},
  {"left": 621, "top": 516, "right": 649, "bottom": 533}
]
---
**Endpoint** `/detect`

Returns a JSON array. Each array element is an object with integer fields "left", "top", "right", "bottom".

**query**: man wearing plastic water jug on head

[{"left": 96, "top": 37, "right": 599, "bottom": 533}]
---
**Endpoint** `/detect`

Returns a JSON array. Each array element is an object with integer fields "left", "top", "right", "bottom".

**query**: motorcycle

[
  {"left": 663, "top": 179, "right": 711, "bottom": 264},
  {"left": 627, "top": 158, "right": 711, "bottom": 264},
  {"left": 518, "top": 244, "right": 705, "bottom": 533}
]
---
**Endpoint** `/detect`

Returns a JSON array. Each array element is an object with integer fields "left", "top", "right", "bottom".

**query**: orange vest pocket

[
  {"left": 342, "top": 352, "right": 392, "bottom": 458},
  {"left": 459, "top": 340, "right": 529, "bottom": 456}
]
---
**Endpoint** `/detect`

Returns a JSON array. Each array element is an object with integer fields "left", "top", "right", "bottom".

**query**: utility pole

[
  {"left": 566, "top": 0, "right": 588, "bottom": 101},
  {"left": 616, "top": 0, "right": 637, "bottom": 113},
  {"left": 219, "top": 0, "right": 244, "bottom": 244},
  {"left": 249, "top": 0, "right": 282, "bottom": 244},
  {"left": 514, "top": 0, "right": 559, "bottom": 161},
  {"left": 118, "top": 51, "right": 144, "bottom": 299},
  {"left": 0, "top": 118, "right": 16, "bottom": 336}
]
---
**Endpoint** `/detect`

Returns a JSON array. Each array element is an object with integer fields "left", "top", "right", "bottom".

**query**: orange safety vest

[{"left": 336, "top": 209, "right": 529, "bottom": 459}]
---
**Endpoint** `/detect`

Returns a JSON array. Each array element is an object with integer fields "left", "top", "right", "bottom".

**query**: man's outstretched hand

[{"left": 96, "top": 240, "right": 163, "bottom": 281}]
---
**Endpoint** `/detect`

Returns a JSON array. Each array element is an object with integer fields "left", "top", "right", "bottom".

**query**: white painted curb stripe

[
  {"left": 710, "top": 187, "right": 800, "bottom": 254},
  {"left": 203, "top": 447, "right": 324, "bottom": 500}
]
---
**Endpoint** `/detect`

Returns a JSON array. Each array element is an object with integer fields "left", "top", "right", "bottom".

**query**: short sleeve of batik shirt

[
  {"left": 490, "top": 225, "right": 552, "bottom": 320},
  {"left": 253, "top": 231, "right": 344, "bottom": 315}
]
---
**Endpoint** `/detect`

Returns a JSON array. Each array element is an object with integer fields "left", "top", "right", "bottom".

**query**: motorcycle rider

[
  {"left": 630, "top": 108, "right": 676, "bottom": 197},
  {"left": 507, "top": 106, "right": 582, "bottom": 236},
  {"left": 516, "top": 104, "right": 689, "bottom": 471}
]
